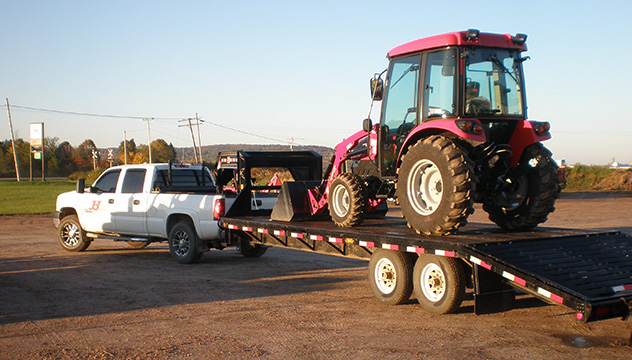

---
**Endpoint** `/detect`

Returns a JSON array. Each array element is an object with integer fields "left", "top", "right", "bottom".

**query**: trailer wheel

[
  {"left": 328, "top": 173, "right": 367, "bottom": 227},
  {"left": 368, "top": 250, "right": 413, "bottom": 305},
  {"left": 58, "top": 215, "right": 91, "bottom": 252},
  {"left": 413, "top": 255, "right": 465, "bottom": 314},
  {"left": 127, "top": 241, "right": 150, "bottom": 249},
  {"left": 168, "top": 221, "right": 202, "bottom": 264},
  {"left": 483, "top": 143, "right": 560, "bottom": 230},
  {"left": 239, "top": 238, "right": 268, "bottom": 258},
  {"left": 397, "top": 135, "right": 474, "bottom": 235}
]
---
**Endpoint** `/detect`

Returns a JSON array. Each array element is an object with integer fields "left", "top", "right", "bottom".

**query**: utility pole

[
  {"left": 195, "top": 113, "right": 203, "bottom": 163},
  {"left": 179, "top": 117, "right": 203, "bottom": 163},
  {"left": 143, "top": 118, "right": 153, "bottom": 163},
  {"left": 287, "top": 137, "right": 303, "bottom": 151},
  {"left": 6, "top": 98, "right": 20, "bottom": 181}
]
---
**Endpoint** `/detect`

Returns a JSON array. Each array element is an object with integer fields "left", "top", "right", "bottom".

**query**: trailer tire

[
  {"left": 58, "top": 215, "right": 91, "bottom": 252},
  {"left": 413, "top": 255, "right": 465, "bottom": 314},
  {"left": 483, "top": 143, "right": 560, "bottom": 230},
  {"left": 329, "top": 173, "right": 367, "bottom": 227},
  {"left": 168, "top": 221, "right": 202, "bottom": 264},
  {"left": 397, "top": 135, "right": 474, "bottom": 235},
  {"left": 368, "top": 250, "right": 413, "bottom": 305},
  {"left": 239, "top": 238, "right": 268, "bottom": 258}
]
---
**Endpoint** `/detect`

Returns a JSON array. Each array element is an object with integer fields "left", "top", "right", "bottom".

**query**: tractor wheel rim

[
  {"left": 408, "top": 159, "right": 443, "bottom": 216},
  {"left": 331, "top": 184, "right": 350, "bottom": 217}
]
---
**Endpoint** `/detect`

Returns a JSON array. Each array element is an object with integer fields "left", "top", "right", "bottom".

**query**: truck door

[
  {"left": 112, "top": 168, "right": 149, "bottom": 236},
  {"left": 79, "top": 169, "right": 120, "bottom": 233}
]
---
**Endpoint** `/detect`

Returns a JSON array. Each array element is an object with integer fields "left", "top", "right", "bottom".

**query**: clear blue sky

[{"left": 2, "top": 0, "right": 631, "bottom": 165}]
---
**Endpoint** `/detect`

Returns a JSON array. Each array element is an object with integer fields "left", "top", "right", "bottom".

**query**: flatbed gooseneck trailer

[{"left": 217, "top": 151, "right": 632, "bottom": 323}]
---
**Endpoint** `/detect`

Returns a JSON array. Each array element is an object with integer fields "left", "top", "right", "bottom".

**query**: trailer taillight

[
  {"left": 531, "top": 121, "right": 551, "bottom": 136},
  {"left": 214, "top": 198, "right": 225, "bottom": 220}
]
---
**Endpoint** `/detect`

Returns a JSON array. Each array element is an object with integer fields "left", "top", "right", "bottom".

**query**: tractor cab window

[
  {"left": 464, "top": 48, "right": 524, "bottom": 117},
  {"left": 423, "top": 49, "right": 457, "bottom": 121},
  {"left": 380, "top": 54, "right": 421, "bottom": 177}
]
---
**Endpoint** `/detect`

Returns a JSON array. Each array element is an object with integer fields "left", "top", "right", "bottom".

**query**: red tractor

[{"left": 272, "top": 29, "right": 560, "bottom": 235}]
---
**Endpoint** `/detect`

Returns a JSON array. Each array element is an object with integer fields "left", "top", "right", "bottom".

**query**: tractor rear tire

[
  {"left": 483, "top": 143, "right": 560, "bottom": 230},
  {"left": 397, "top": 135, "right": 475, "bottom": 235},
  {"left": 328, "top": 172, "right": 367, "bottom": 227}
]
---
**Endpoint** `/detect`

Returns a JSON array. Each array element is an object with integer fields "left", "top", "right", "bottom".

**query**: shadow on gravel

[{"left": 0, "top": 246, "right": 366, "bottom": 325}]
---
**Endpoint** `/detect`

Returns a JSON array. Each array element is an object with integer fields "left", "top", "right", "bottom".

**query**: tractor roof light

[
  {"left": 513, "top": 33, "right": 528, "bottom": 45},
  {"left": 465, "top": 29, "right": 480, "bottom": 42}
]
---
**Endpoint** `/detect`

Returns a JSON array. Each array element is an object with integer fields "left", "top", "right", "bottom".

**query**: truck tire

[
  {"left": 168, "top": 221, "right": 203, "bottom": 264},
  {"left": 413, "top": 254, "right": 465, "bottom": 314},
  {"left": 58, "top": 215, "right": 91, "bottom": 252},
  {"left": 239, "top": 238, "right": 268, "bottom": 258},
  {"left": 127, "top": 241, "right": 150, "bottom": 249},
  {"left": 368, "top": 249, "right": 413, "bottom": 305},
  {"left": 328, "top": 173, "right": 367, "bottom": 227},
  {"left": 483, "top": 143, "right": 560, "bottom": 230},
  {"left": 397, "top": 135, "right": 474, "bottom": 235}
]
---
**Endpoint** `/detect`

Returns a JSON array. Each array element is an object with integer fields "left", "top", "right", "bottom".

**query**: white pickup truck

[{"left": 54, "top": 163, "right": 251, "bottom": 264}]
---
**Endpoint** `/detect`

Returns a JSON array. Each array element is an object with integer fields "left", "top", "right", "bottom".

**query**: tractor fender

[
  {"left": 396, "top": 119, "right": 487, "bottom": 168},
  {"left": 507, "top": 120, "right": 551, "bottom": 167}
]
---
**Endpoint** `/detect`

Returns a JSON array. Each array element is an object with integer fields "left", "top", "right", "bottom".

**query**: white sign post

[{"left": 29, "top": 122, "right": 45, "bottom": 181}]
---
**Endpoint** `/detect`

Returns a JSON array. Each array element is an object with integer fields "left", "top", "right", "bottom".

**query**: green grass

[{"left": 0, "top": 180, "right": 77, "bottom": 215}]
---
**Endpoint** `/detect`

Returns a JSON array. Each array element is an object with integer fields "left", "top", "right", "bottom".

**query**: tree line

[{"left": 0, "top": 137, "right": 176, "bottom": 179}]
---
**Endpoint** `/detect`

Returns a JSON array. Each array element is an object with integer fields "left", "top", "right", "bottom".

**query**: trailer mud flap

[
  {"left": 474, "top": 265, "right": 516, "bottom": 315},
  {"left": 270, "top": 181, "right": 323, "bottom": 222}
]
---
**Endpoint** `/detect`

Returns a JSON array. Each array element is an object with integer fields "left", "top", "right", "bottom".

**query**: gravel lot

[{"left": 1, "top": 192, "right": 631, "bottom": 359}]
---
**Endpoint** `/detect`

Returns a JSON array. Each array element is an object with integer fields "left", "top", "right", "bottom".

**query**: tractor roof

[{"left": 388, "top": 30, "right": 527, "bottom": 58}]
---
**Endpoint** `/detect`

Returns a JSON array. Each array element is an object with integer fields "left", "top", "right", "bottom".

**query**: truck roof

[
  {"left": 388, "top": 30, "right": 528, "bottom": 58},
  {"left": 107, "top": 163, "right": 207, "bottom": 171}
]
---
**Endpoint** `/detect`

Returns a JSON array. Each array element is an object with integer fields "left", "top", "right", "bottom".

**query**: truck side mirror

[
  {"left": 370, "top": 77, "right": 383, "bottom": 101},
  {"left": 76, "top": 179, "right": 85, "bottom": 194},
  {"left": 363, "top": 118, "right": 372, "bottom": 133}
]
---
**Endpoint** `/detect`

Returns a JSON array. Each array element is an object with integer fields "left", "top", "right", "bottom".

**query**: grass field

[{"left": 0, "top": 180, "right": 76, "bottom": 215}]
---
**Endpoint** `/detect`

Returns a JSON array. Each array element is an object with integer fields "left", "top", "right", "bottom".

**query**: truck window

[
  {"left": 155, "top": 169, "right": 214, "bottom": 188},
  {"left": 92, "top": 170, "right": 121, "bottom": 193},
  {"left": 121, "top": 169, "right": 147, "bottom": 193}
]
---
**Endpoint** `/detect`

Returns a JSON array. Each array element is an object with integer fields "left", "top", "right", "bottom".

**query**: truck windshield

[{"left": 464, "top": 48, "right": 524, "bottom": 117}]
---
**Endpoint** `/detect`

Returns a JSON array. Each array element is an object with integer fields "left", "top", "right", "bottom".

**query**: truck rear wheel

[
  {"left": 483, "top": 143, "right": 560, "bottom": 230},
  {"left": 397, "top": 135, "right": 474, "bottom": 235},
  {"left": 368, "top": 249, "right": 413, "bottom": 305},
  {"left": 413, "top": 255, "right": 465, "bottom": 314},
  {"left": 58, "top": 215, "right": 91, "bottom": 252},
  {"left": 328, "top": 173, "right": 367, "bottom": 227},
  {"left": 168, "top": 221, "right": 202, "bottom": 264}
]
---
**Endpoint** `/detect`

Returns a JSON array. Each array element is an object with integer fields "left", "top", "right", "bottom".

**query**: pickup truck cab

[{"left": 54, "top": 163, "right": 227, "bottom": 263}]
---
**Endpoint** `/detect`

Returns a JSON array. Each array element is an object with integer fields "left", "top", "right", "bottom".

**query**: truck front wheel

[
  {"left": 368, "top": 249, "right": 413, "bottom": 305},
  {"left": 168, "top": 221, "right": 202, "bottom": 264},
  {"left": 413, "top": 255, "right": 465, "bottom": 314},
  {"left": 58, "top": 215, "right": 91, "bottom": 252},
  {"left": 397, "top": 135, "right": 474, "bottom": 235}
]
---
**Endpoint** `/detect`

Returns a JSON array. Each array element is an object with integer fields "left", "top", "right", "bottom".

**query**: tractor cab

[{"left": 371, "top": 29, "right": 530, "bottom": 178}]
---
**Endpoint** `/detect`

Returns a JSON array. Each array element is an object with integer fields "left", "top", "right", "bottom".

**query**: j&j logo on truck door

[{"left": 89, "top": 201, "right": 101, "bottom": 211}]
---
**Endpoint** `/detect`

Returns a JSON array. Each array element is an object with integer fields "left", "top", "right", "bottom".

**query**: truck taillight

[{"left": 213, "top": 198, "right": 225, "bottom": 220}]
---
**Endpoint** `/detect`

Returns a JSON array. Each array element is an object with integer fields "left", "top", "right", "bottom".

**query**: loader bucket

[{"left": 270, "top": 181, "right": 322, "bottom": 222}]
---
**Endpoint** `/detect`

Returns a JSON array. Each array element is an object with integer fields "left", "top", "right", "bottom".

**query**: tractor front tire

[
  {"left": 328, "top": 173, "right": 367, "bottom": 227},
  {"left": 397, "top": 135, "right": 474, "bottom": 235},
  {"left": 483, "top": 143, "right": 560, "bottom": 230}
]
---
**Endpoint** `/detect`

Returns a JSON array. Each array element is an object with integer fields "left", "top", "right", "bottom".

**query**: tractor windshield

[{"left": 464, "top": 48, "right": 525, "bottom": 117}]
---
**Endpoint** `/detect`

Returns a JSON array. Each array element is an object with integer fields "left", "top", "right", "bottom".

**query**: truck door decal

[{"left": 89, "top": 200, "right": 101, "bottom": 211}]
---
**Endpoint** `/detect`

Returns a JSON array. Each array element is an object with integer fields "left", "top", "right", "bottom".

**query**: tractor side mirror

[
  {"left": 370, "top": 77, "right": 383, "bottom": 101},
  {"left": 362, "top": 118, "right": 372, "bottom": 133},
  {"left": 76, "top": 179, "right": 85, "bottom": 194}
]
